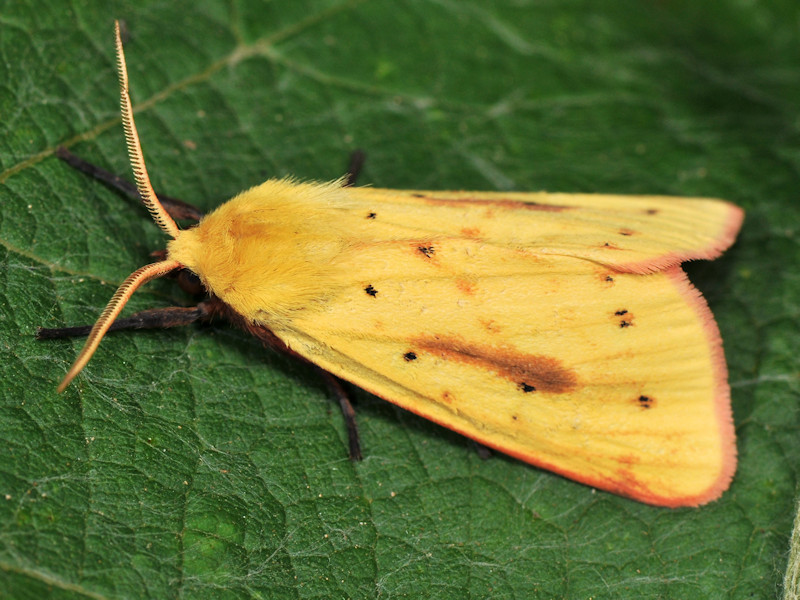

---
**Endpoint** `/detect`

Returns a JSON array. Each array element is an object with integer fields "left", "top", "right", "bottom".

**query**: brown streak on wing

[
  {"left": 411, "top": 335, "right": 578, "bottom": 394},
  {"left": 418, "top": 196, "right": 570, "bottom": 212}
]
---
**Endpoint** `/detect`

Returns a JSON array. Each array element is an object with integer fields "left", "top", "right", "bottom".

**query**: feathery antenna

[
  {"left": 57, "top": 261, "right": 180, "bottom": 392},
  {"left": 114, "top": 20, "right": 181, "bottom": 239},
  {"left": 57, "top": 21, "right": 184, "bottom": 391}
]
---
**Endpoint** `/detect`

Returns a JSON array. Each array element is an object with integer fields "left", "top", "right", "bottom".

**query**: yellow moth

[{"left": 48, "top": 22, "right": 743, "bottom": 507}]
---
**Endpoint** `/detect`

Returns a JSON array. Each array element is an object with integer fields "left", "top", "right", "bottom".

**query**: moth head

[{"left": 57, "top": 21, "right": 184, "bottom": 391}]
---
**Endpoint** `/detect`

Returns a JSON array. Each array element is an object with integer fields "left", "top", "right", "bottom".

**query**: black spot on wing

[
  {"left": 613, "top": 309, "right": 634, "bottom": 328},
  {"left": 637, "top": 395, "right": 654, "bottom": 409}
]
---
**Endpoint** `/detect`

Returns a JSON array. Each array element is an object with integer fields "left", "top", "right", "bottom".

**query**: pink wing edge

[{"left": 617, "top": 203, "right": 745, "bottom": 274}]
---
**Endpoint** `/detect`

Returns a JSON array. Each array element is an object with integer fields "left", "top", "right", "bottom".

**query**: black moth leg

[
  {"left": 37, "top": 304, "right": 214, "bottom": 340},
  {"left": 229, "top": 312, "right": 365, "bottom": 462},
  {"left": 57, "top": 145, "right": 367, "bottom": 213},
  {"left": 316, "top": 369, "right": 363, "bottom": 461},
  {"left": 344, "top": 150, "right": 366, "bottom": 188},
  {"left": 55, "top": 147, "right": 205, "bottom": 221}
]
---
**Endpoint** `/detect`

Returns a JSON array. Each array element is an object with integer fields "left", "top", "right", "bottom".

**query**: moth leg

[
  {"left": 216, "top": 309, "right": 365, "bottom": 461},
  {"left": 344, "top": 150, "right": 366, "bottom": 187},
  {"left": 231, "top": 340, "right": 363, "bottom": 461},
  {"left": 55, "top": 146, "right": 204, "bottom": 221},
  {"left": 37, "top": 303, "right": 213, "bottom": 340},
  {"left": 316, "top": 369, "right": 363, "bottom": 461}
]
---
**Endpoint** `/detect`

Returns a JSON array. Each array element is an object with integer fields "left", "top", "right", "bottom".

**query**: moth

[{"left": 42, "top": 21, "right": 743, "bottom": 507}]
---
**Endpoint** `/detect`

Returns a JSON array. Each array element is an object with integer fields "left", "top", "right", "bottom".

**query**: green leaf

[{"left": 2, "top": 0, "right": 798, "bottom": 598}]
